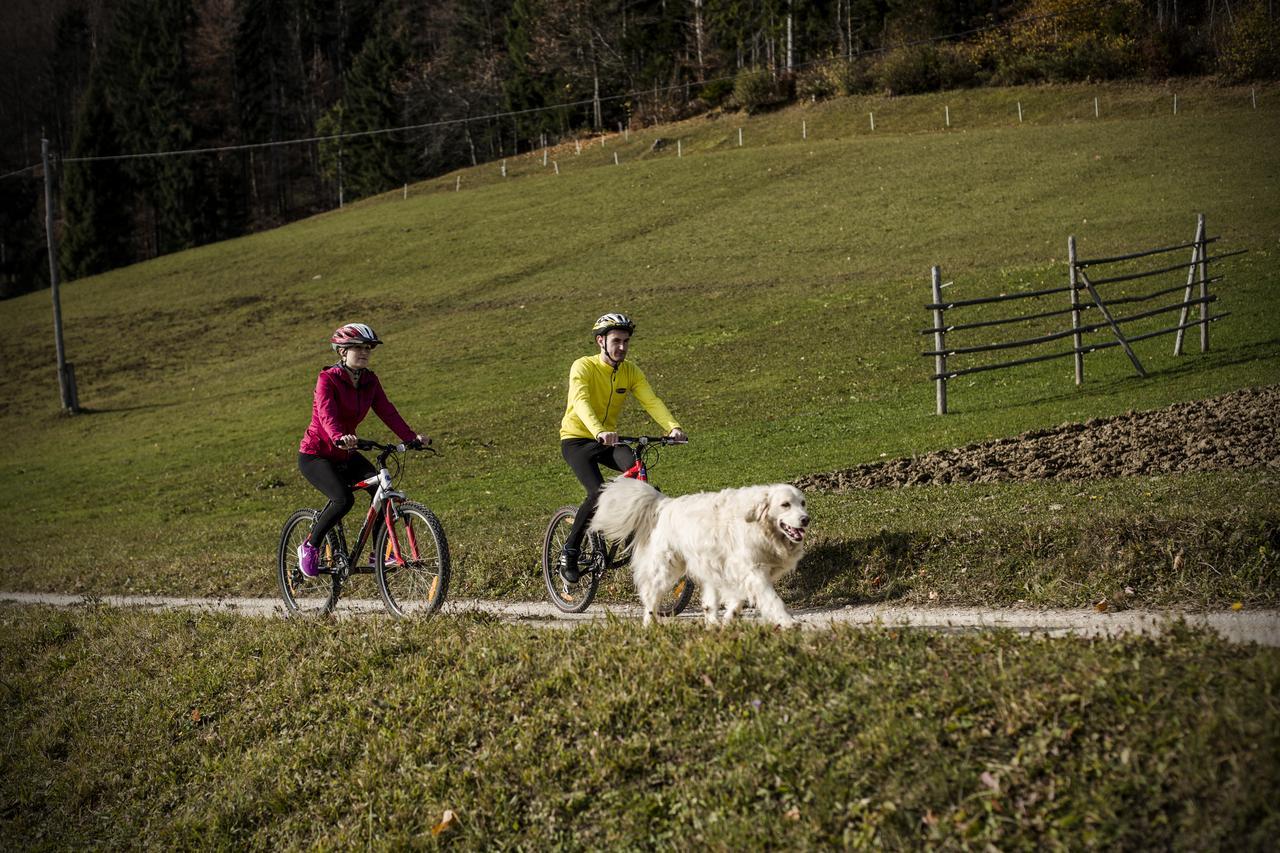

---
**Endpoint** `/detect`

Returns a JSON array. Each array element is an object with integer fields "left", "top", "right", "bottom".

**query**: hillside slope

[{"left": 1, "top": 82, "right": 1277, "bottom": 605}]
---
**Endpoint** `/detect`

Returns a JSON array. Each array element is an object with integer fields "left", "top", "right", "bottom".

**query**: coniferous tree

[
  {"left": 102, "top": 0, "right": 201, "bottom": 257},
  {"left": 49, "top": 4, "right": 95, "bottom": 159},
  {"left": 0, "top": 175, "right": 46, "bottom": 299},
  {"left": 340, "top": 7, "right": 410, "bottom": 200},
  {"left": 234, "top": 0, "right": 296, "bottom": 221},
  {"left": 60, "top": 73, "right": 135, "bottom": 281}
]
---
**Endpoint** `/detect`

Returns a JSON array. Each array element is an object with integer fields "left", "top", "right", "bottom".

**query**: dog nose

[{"left": 799, "top": 515, "right": 810, "bottom": 527}]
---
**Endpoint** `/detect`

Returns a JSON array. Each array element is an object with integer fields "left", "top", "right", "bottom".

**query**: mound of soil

[{"left": 797, "top": 385, "right": 1280, "bottom": 491}]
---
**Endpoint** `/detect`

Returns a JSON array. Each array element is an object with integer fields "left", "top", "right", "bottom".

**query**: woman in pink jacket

[{"left": 296, "top": 322, "right": 429, "bottom": 577}]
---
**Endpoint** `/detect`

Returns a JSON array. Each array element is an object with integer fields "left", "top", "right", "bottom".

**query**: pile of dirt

[{"left": 797, "top": 385, "right": 1280, "bottom": 491}]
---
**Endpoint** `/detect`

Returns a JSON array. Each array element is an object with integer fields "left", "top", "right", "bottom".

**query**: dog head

[{"left": 745, "top": 484, "right": 810, "bottom": 548}]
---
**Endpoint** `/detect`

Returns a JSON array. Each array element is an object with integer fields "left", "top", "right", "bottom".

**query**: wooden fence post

[
  {"left": 931, "top": 266, "right": 947, "bottom": 415},
  {"left": 1174, "top": 213, "right": 1206, "bottom": 356},
  {"left": 1068, "top": 235, "right": 1084, "bottom": 385},
  {"left": 42, "top": 137, "right": 79, "bottom": 413},
  {"left": 1198, "top": 214, "right": 1210, "bottom": 352}
]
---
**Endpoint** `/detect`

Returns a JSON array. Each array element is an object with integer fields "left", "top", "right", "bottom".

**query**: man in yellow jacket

[{"left": 557, "top": 312, "right": 688, "bottom": 582}]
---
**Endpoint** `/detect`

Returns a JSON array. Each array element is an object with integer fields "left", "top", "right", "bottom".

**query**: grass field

[
  {"left": 2, "top": 79, "right": 1279, "bottom": 848},
  {"left": 2, "top": 81, "right": 1275, "bottom": 608},
  {"left": 3, "top": 606, "right": 1277, "bottom": 848}
]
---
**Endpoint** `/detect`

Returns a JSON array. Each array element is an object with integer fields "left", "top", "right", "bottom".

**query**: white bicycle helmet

[
  {"left": 592, "top": 312, "right": 636, "bottom": 338},
  {"left": 330, "top": 322, "right": 382, "bottom": 351}
]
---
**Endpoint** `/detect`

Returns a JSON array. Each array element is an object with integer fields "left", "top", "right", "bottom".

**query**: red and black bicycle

[
  {"left": 277, "top": 438, "right": 449, "bottom": 619},
  {"left": 541, "top": 435, "right": 694, "bottom": 615}
]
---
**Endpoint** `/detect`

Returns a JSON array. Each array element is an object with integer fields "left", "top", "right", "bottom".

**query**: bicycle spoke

[
  {"left": 277, "top": 509, "right": 341, "bottom": 617},
  {"left": 376, "top": 503, "right": 449, "bottom": 618}
]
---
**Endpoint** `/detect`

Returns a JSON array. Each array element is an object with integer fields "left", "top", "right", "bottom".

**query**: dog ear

[{"left": 744, "top": 489, "right": 771, "bottom": 524}]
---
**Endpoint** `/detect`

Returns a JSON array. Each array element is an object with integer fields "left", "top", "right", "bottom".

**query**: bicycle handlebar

[
  {"left": 615, "top": 435, "right": 687, "bottom": 447},
  {"left": 353, "top": 438, "right": 435, "bottom": 454}
]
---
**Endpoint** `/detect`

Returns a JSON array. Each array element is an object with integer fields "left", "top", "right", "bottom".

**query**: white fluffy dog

[{"left": 589, "top": 477, "right": 810, "bottom": 627}]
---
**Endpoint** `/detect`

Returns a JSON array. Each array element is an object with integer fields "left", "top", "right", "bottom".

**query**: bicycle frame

[
  {"left": 617, "top": 434, "right": 682, "bottom": 483},
  {"left": 332, "top": 441, "right": 422, "bottom": 574}
]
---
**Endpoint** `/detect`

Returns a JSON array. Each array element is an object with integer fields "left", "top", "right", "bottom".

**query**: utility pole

[{"left": 42, "top": 137, "right": 79, "bottom": 414}]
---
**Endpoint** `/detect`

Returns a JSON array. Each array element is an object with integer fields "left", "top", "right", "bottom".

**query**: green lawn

[
  {"left": 0, "top": 81, "right": 1277, "bottom": 607},
  {"left": 2, "top": 606, "right": 1276, "bottom": 849}
]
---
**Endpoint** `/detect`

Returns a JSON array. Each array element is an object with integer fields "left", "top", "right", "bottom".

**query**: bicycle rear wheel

[
  {"left": 375, "top": 501, "right": 450, "bottom": 618},
  {"left": 277, "top": 509, "right": 342, "bottom": 617},
  {"left": 655, "top": 575, "right": 695, "bottom": 617},
  {"left": 542, "top": 506, "right": 604, "bottom": 613}
]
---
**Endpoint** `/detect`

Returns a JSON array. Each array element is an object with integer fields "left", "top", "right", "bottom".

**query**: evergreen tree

[
  {"left": 102, "top": 0, "right": 201, "bottom": 257},
  {"left": 49, "top": 4, "right": 95, "bottom": 158},
  {"left": 0, "top": 175, "right": 46, "bottom": 299},
  {"left": 505, "top": 0, "right": 564, "bottom": 139},
  {"left": 234, "top": 0, "right": 295, "bottom": 220},
  {"left": 340, "top": 7, "right": 410, "bottom": 200},
  {"left": 60, "top": 73, "right": 135, "bottom": 281}
]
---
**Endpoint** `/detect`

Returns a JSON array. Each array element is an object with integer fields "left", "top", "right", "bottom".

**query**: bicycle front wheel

[
  {"left": 277, "top": 509, "right": 342, "bottom": 617},
  {"left": 542, "top": 506, "right": 604, "bottom": 614},
  {"left": 375, "top": 501, "right": 450, "bottom": 618}
]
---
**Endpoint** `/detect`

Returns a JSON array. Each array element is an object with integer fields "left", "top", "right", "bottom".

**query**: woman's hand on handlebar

[
  {"left": 410, "top": 434, "right": 432, "bottom": 449},
  {"left": 337, "top": 433, "right": 359, "bottom": 450}
]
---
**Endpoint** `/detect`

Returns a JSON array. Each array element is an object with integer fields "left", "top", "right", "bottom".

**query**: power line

[
  {"left": 0, "top": 163, "right": 40, "bottom": 182},
  {"left": 55, "top": 0, "right": 1105, "bottom": 167}
]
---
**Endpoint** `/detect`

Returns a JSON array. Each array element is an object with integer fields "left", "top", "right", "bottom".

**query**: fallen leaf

[
  {"left": 784, "top": 806, "right": 801, "bottom": 821},
  {"left": 1094, "top": 598, "right": 1108, "bottom": 612},
  {"left": 1231, "top": 602, "right": 1244, "bottom": 611},
  {"left": 432, "top": 809, "right": 458, "bottom": 836},
  {"left": 980, "top": 771, "right": 1000, "bottom": 792}
]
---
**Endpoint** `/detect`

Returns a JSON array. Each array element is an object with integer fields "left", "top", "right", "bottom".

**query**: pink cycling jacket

[{"left": 299, "top": 365, "right": 416, "bottom": 461}]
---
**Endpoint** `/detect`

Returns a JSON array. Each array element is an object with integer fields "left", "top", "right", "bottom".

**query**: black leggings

[
  {"left": 561, "top": 438, "right": 637, "bottom": 554},
  {"left": 298, "top": 452, "right": 379, "bottom": 548}
]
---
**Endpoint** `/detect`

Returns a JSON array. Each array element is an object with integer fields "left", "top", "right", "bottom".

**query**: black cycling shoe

[{"left": 557, "top": 549, "right": 580, "bottom": 584}]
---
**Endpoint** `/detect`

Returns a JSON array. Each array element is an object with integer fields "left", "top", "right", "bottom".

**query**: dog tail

[{"left": 589, "top": 476, "right": 665, "bottom": 552}]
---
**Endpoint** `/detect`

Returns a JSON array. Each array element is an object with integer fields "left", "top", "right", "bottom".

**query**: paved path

[{"left": 3, "top": 591, "right": 1277, "bottom": 646}]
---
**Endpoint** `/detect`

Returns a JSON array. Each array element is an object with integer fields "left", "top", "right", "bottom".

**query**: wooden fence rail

[{"left": 922, "top": 214, "right": 1244, "bottom": 414}]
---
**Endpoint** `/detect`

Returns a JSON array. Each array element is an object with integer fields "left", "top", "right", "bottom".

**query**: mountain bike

[
  {"left": 542, "top": 435, "right": 695, "bottom": 615},
  {"left": 277, "top": 438, "right": 449, "bottom": 619}
]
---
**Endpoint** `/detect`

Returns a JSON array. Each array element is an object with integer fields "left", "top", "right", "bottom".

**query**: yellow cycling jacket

[{"left": 559, "top": 355, "right": 681, "bottom": 441}]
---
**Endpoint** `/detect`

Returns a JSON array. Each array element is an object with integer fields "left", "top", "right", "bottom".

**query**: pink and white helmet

[{"left": 330, "top": 322, "right": 382, "bottom": 351}]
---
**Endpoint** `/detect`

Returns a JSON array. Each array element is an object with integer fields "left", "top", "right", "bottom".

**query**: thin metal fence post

[
  {"left": 1174, "top": 213, "right": 1205, "bottom": 355},
  {"left": 42, "top": 138, "right": 77, "bottom": 413},
  {"left": 931, "top": 266, "right": 947, "bottom": 415},
  {"left": 1068, "top": 235, "right": 1084, "bottom": 385}
]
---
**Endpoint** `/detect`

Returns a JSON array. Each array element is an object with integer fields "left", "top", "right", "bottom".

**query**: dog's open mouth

[{"left": 780, "top": 521, "right": 806, "bottom": 543}]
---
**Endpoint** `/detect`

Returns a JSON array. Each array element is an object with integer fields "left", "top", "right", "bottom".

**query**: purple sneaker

[{"left": 297, "top": 541, "right": 319, "bottom": 578}]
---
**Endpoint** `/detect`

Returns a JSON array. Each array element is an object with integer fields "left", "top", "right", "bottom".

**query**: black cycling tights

[
  {"left": 560, "top": 438, "right": 637, "bottom": 555},
  {"left": 298, "top": 452, "right": 381, "bottom": 548}
]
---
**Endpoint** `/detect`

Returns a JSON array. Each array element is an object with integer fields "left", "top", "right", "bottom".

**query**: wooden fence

[{"left": 922, "top": 214, "right": 1246, "bottom": 414}]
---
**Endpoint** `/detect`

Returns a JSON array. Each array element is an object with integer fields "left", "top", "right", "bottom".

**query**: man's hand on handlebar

[
  {"left": 668, "top": 428, "right": 688, "bottom": 444},
  {"left": 596, "top": 431, "right": 619, "bottom": 447}
]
